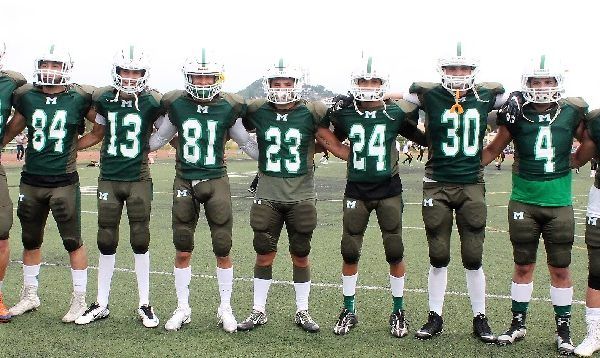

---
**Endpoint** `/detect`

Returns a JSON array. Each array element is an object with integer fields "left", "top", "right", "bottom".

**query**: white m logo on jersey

[
  {"left": 121, "top": 100, "right": 133, "bottom": 108},
  {"left": 177, "top": 189, "right": 189, "bottom": 198},
  {"left": 276, "top": 113, "right": 288, "bottom": 122},
  {"left": 364, "top": 111, "right": 376, "bottom": 119},
  {"left": 513, "top": 211, "right": 524, "bottom": 220},
  {"left": 98, "top": 192, "right": 108, "bottom": 201},
  {"left": 18, "top": 194, "right": 24, "bottom": 202},
  {"left": 346, "top": 200, "right": 356, "bottom": 209},
  {"left": 45, "top": 97, "right": 57, "bottom": 105},
  {"left": 589, "top": 217, "right": 599, "bottom": 226},
  {"left": 197, "top": 105, "right": 208, "bottom": 114},
  {"left": 423, "top": 198, "right": 433, "bottom": 207}
]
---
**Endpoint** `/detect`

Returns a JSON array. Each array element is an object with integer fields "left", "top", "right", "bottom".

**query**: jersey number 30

[{"left": 441, "top": 109, "right": 480, "bottom": 157}]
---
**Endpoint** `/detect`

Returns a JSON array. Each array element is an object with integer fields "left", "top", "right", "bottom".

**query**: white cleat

[
  {"left": 138, "top": 304, "right": 160, "bottom": 328},
  {"left": 165, "top": 306, "right": 192, "bottom": 331},
  {"left": 575, "top": 319, "right": 600, "bottom": 357},
  {"left": 9, "top": 285, "right": 40, "bottom": 316},
  {"left": 75, "top": 302, "right": 110, "bottom": 325},
  {"left": 62, "top": 291, "right": 87, "bottom": 323},
  {"left": 218, "top": 306, "right": 237, "bottom": 333}
]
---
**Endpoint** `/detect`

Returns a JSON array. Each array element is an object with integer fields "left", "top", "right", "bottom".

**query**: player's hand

[
  {"left": 499, "top": 91, "right": 524, "bottom": 124},
  {"left": 331, "top": 92, "right": 354, "bottom": 111}
]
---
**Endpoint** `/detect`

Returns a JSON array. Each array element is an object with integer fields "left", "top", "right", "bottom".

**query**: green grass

[{"left": 0, "top": 156, "right": 593, "bottom": 357}]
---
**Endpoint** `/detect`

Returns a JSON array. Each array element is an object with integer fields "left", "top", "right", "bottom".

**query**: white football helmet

[
  {"left": 521, "top": 55, "right": 565, "bottom": 104},
  {"left": 182, "top": 48, "right": 224, "bottom": 101},
  {"left": 350, "top": 56, "right": 389, "bottom": 101},
  {"left": 437, "top": 41, "right": 479, "bottom": 92},
  {"left": 33, "top": 44, "right": 73, "bottom": 86},
  {"left": 262, "top": 58, "right": 304, "bottom": 104},
  {"left": 112, "top": 45, "right": 150, "bottom": 94}
]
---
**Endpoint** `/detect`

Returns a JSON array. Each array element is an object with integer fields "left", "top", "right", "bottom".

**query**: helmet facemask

[
  {"left": 263, "top": 59, "right": 304, "bottom": 104},
  {"left": 33, "top": 45, "right": 73, "bottom": 86},
  {"left": 112, "top": 46, "right": 150, "bottom": 94},
  {"left": 182, "top": 50, "right": 224, "bottom": 101}
]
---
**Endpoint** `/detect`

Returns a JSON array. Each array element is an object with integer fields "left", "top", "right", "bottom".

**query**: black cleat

[
  {"left": 555, "top": 314, "right": 575, "bottom": 355},
  {"left": 473, "top": 313, "right": 496, "bottom": 344},
  {"left": 333, "top": 308, "right": 358, "bottom": 335},
  {"left": 497, "top": 311, "right": 527, "bottom": 345},
  {"left": 390, "top": 310, "right": 409, "bottom": 338},
  {"left": 415, "top": 311, "right": 443, "bottom": 340}
]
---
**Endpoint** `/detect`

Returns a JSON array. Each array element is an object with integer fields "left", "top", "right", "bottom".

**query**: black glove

[
  {"left": 499, "top": 91, "right": 524, "bottom": 124},
  {"left": 331, "top": 92, "right": 354, "bottom": 111}
]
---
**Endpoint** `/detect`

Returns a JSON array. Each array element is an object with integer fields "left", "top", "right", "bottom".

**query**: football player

[
  {"left": 322, "top": 56, "right": 426, "bottom": 337},
  {"left": 236, "top": 58, "right": 348, "bottom": 333},
  {"left": 483, "top": 55, "right": 586, "bottom": 355},
  {"left": 75, "top": 46, "right": 162, "bottom": 328},
  {"left": 148, "top": 49, "right": 259, "bottom": 332},
  {"left": 0, "top": 41, "right": 27, "bottom": 322},
  {"left": 2, "top": 44, "right": 94, "bottom": 322},
  {"left": 400, "top": 42, "right": 505, "bottom": 342}
]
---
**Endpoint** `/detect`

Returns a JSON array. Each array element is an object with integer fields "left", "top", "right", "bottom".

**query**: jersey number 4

[
  {"left": 349, "top": 123, "right": 386, "bottom": 171},
  {"left": 535, "top": 126, "right": 555, "bottom": 173},
  {"left": 31, "top": 109, "right": 67, "bottom": 153}
]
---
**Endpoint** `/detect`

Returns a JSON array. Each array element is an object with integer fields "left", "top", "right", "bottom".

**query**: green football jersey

[
  {"left": 409, "top": 82, "right": 504, "bottom": 183},
  {"left": 94, "top": 87, "right": 163, "bottom": 181},
  {"left": 0, "top": 71, "right": 26, "bottom": 146},
  {"left": 501, "top": 98, "right": 587, "bottom": 206},
  {"left": 243, "top": 99, "right": 325, "bottom": 203},
  {"left": 162, "top": 91, "right": 245, "bottom": 181},
  {"left": 322, "top": 100, "right": 419, "bottom": 183},
  {"left": 13, "top": 84, "right": 92, "bottom": 175}
]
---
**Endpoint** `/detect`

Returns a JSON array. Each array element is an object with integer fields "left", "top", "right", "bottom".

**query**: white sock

[
  {"left": 428, "top": 266, "right": 447, "bottom": 315},
  {"left": 550, "top": 286, "right": 573, "bottom": 307},
  {"left": 71, "top": 268, "right": 87, "bottom": 293},
  {"left": 134, "top": 252, "right": 150, "bottom": 307},
  {"left": 586, "top": 307, "right": 600, "bottom": 321},
  {"left": 294, "top": 281, "right": 311, "bottom": 312},
  {"left": 511, "top": 281, "right": 533, "bottom": 303},
  {"left": 253, "top": 278, "right": 272, "bottom": 313},
  {"left": 466, "top": 268, "right": 486, "bottom": 316},
  {"left": 342, "top": 273, "right": 358, "bottom": 296},
  {"left": 174, "top": 266, "right": 191, "bottom": 309},
  {"left": 390, "top": 274, "right": 405, "bottom": 298},
  {"left": 216, "top": 267, "right": 233, "bottom": 309},
  {"left": 23, "top": 264, "right": 41, "bottom": 287},
  {"left": 97, "top": 254, "right": 116, "bottom": 307}
]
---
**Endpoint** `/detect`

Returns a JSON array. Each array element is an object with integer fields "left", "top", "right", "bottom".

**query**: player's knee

[
  {"left": 97, "top": 229, "right": 118, "bottom": 255},
  {"left": 49, "top": 197, "right": 72, "bottom": 222},
  {"left": 173, "top": 231, "right": 194, "bottom": 252},
  {"left": 548, "top": 251, "right": 572, "bottom": 269},
  {"left": 63, "top": 236, "right": 82, "bottom": 252},
  {"left": 253, "top": 232, "right": 276, "bottom": 255},
  {"left": 130, "top": 230, "right": 150, "bottom": 255},
  {"left": 22, "top": 232, "right": 42, "bottom": 251},
  {"left": 430, "top": 254, "right": 450, "bottom": 268},
  {"left": 383, "top": 233, "right": 404, "bottom": 264},
  {"left": 589, "top": 273, "right": 600, "bottom": 291},
  {"left": 462, "top": 258, "right": 482, "bottom": 270},
  {"left": 289, "top": 234, "right": 311, "bottom": 258},
  {"left": 341, "top": 234, "right": 361, "bottom": 264},
  {"left": 212, "top": 231, "right": 232, "bottom": 258}
]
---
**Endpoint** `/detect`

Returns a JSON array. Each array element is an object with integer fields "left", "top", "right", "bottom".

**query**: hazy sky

[{"left": 2, "top": 0, "right": 599, "bottom": 106}]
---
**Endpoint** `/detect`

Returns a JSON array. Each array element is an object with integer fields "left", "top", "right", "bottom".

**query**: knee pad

[
  {"left": 253, "top": 231, "right": 277, "bottom": 255},
  {"left": 97, "top": 228, "right": 119, "bottom": 255},
  {"left": 62, "top": 236, "right": 82, "bottom": 252},
  {"left": 130, "top": 222, "right": 150, "bottom": 254},
  {"left": 49, "top": 196, "right": 72, "bottom": 222},
  {"left": 383, "top": 233, "right": 404, "bottom": 264},
  {"left": 22, "top": 231, "right": 43, "bottom": 251},
  {"left": 341, "top": 234, "right": 362, "bottom": 264},
  {"left": 211, "top": 230, "right": 232, "bottom": 258},
  {"left": 289, "top": 233, "right": 311, "bottom": 258},
  {"left": 173, "top": 228, "right": 195, "bottom": 252}
]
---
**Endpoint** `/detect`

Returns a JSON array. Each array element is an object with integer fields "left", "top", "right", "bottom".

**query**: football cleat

[
  {"left": 218, "top": 306, "right": 237, "bottom": 333},
  {"left": 0, "top": 292, "right": 11, "bottom": 322},
  {"left": 415, "top": 311, "right": 443, "bottom": 340},
  {"left": 237, "top": 309, "right": 268, "bottom": 331},
  {"left": 333, "top": 308, "right": 358, "bottom": 335},
  {"left": 62, "top": 291, "right": 87, "bottom": 323},
  {"left": 473, "top": 313, "right": 496, "bottom": 343},
  {"left": 497, "top": 311, "right": 527, "bottom": 345},
  {"left": 164, "top": 306, "right": 191, "bottom": 331},
  {"left": 295, "top": 310, "right": 319, "bottom": 333},
  {"left": 555, "top": 314, "right": 575, "bottom": 355},
  {"left": 9, "top": 285, "right": 40, "bottom": 316},
  {"left": 575, "top": 318, "right": 600, "bottom": 357},
  {"left": 75, "top": 302, "right": 109, "bottom": 325},
  {"left": 138, "top": 304, "right": 159, "bottom": 328},
  {"left": 389, "top": 310, "right": 409, "bottom": 338}
]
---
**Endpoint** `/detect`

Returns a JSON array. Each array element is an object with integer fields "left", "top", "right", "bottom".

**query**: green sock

[
  {"left": 554, "top": 305, "right": 571, "bottom": 316},
  {"left": 512, "top": 300, "right": 529, "bottom": 313},
  {"left": 393, "top": 296, "right": 403, "bottom": 313},
  {"left": 344, "top": 295, "right": 355, "bottom": 313}
]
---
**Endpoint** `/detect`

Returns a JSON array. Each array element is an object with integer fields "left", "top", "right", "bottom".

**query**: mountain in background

[{"left": 236, "top": 78, "right": 340, "bottom": 100}]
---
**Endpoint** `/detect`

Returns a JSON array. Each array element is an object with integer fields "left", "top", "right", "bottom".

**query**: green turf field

[{"left": 0, "top": 155, "right": 593, "bottom": 357}]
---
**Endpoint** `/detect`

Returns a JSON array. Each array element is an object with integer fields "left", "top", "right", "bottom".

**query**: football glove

[{"left": 499, "top": 91, "right": 524, "bottom": 124}]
